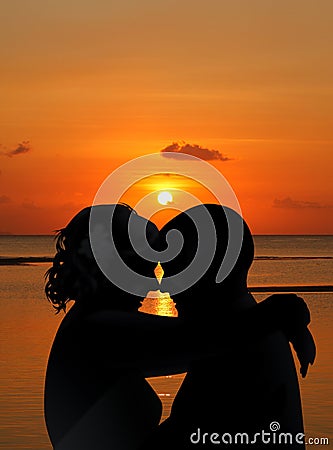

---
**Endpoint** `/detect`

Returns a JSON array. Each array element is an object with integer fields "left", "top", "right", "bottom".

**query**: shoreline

[
  {"left": 0, "top": 257, "right": 332, "bottom": 293},
  {"left": 0, "top": 257, "right": 53, "bottom": 265},
  {"left": 248, "top": 286, "right": 333, "bottom": 293},
  {"left": 1, "top": 255, "right": 332, "bottom": 266}
]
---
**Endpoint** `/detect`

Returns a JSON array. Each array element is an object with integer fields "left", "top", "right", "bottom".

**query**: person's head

[
  {"left": 45, "top": 203, "right": 160, "bottom": 313},
  {"left": 159, "top": 204, "right": 254, "bottom": 316}
]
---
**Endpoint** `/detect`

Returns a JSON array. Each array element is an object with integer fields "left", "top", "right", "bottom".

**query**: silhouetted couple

[{"left": 44, "top": 203, "right": 315, "bottom": 449}]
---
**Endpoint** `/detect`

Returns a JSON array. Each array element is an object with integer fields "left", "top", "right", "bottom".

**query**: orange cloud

[
  {"left": 273, "top": 197, "right": 330, "bottom": 209},
  {"left": 21, "top": 200, "right": 42, "bottom": 210}
]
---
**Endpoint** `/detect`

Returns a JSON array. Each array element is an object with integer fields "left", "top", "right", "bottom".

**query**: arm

[
  {"left": 238, "top": 293, "right": 311, "bottom": 339},
  {"left": 243, "top": 293, "right": 316, "bottom": 377},
  {"left": 76, "top": 293, "right": 313, "bottom": 377},
  {"left": 80, "top": 311, "right": 196, "bottom": 377}
]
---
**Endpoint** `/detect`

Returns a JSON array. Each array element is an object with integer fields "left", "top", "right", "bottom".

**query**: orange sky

[{"left": 0, "top": 0, "right": 332, "bottom": 234}]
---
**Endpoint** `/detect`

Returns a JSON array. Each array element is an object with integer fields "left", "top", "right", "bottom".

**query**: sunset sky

[{"left": 1, "top": 0, "right": 332, "bottom": 234}]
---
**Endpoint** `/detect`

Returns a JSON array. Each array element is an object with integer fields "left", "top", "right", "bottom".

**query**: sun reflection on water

[
  {"left": 139, "top": 290, "right": 178, "bottom": 317},
  {"left": 154, "top": 262, "right": 164, "bottom": 285},
  {"left": 139, "top": 262, "right": 178, "bottom": 317}
]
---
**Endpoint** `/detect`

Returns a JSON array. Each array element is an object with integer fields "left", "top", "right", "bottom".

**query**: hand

[
  {"left": 262, "top": 294, "right": 311, "bottom": 338},
  {"left": 290, "top": 326, "right": 316, "bottom": 378},
  {"left": 262, "top": 294, "right": 316, "bottom": 377}
]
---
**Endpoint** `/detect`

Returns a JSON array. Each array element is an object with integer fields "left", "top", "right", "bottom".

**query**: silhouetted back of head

[
  {"left": 45, "top": 203, "right": 159, "bottom": 313},
  {"left": 160, "top": 204, "right": 254, "bottom": 296}
]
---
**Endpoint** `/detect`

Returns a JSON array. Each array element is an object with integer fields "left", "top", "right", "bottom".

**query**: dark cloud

[
  {"left": 273, "top": 197, "right": 328, "bottom": 209},
  {"left": 0, "top": 195, "right": 11, "bottom": 204},
  {"left": 161, "top": 142, "right": 232, "bottom": 161},
  {"left": 1, "top": 141, "right": 31, "bottom": 157}
]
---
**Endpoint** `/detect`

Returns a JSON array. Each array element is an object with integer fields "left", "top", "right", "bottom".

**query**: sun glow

[{"left": 157, "top": 191, "right": 173, "bottom": 205}]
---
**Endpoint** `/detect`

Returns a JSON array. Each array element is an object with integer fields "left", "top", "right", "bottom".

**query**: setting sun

[{"left": 157, "top": 191, "right": 173, "bottom": 205}]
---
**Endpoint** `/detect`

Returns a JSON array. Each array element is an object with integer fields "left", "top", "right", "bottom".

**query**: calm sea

[{"left": 0, "top": 236, "right": 332, "bottom": 449}]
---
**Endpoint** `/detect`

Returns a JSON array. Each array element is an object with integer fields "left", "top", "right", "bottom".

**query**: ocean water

[{"left": 0, "top": 236, "right": 332, "bottom": 449}]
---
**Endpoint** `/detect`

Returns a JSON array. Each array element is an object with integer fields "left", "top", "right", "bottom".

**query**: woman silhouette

[
  {"left": 44, "top": 204, "right": 164, "bottom": 450},
  {"left": 44, "top": 203, "right": 314, "bottom": 450}
]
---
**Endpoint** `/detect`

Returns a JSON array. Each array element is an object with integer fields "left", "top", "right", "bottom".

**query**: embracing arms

[
  {"left": 75, "top": 293, "right": 315, "bottom": 377},
  {"left": 238, "top": 294, "right": 316, "bottom": 377}
]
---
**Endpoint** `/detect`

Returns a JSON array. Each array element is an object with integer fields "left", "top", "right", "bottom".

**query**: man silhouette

[{"left": 143, "top": 204, "right": 315, "bottom": 449}]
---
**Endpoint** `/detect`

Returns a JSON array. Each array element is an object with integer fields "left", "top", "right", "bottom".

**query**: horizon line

[{"left": 0, "top": 233, "right": 332, "bottom": 237}]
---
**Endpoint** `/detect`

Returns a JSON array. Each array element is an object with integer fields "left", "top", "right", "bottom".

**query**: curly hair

[{"left": 45, "top": 203, "right": 139, "bottom": 314}]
